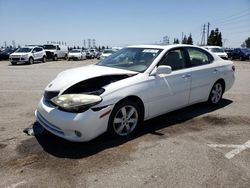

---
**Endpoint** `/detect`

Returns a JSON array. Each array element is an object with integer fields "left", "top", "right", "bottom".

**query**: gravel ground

[{"left": 0, "top": 59, "right": 249, "bottom": 188}]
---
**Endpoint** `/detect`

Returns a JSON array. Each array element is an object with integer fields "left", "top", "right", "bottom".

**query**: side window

[
  {"left": 187, "top": 48, "right": 211, "bottom": 67},
  {"left": 37, "top": 48, "right": 42, "bottom": 52},
  {"left": 159, "top": 49, "right": 186, "bottom": 71},
  {"left": 32, "top": 48, "right": 38, "bottom": 53}
]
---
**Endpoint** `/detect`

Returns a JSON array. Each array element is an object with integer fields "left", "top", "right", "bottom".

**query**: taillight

[{"left": 232, "top": 65, "right": 235, "bottom": 72}]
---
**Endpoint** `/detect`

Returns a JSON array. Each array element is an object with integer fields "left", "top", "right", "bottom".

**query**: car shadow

[{"left": 34, "top": 99, "right": 232, "bottom": 159}]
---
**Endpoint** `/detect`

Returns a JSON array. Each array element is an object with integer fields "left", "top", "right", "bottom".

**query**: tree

[
  {"left": 187, "top": 33, "right": 193, "bottom": 45},
  {"left": 242, "top": 37, "right": 250, "bottom": 48},
  {"left": 207, "top": 28, "right": 223, "bottom": 46},
  {"left": 173, "top": 38, "right": 179, "bottom": 44},
  {"left": 182, "top": 35, "right": 187, "bottom": 44}
]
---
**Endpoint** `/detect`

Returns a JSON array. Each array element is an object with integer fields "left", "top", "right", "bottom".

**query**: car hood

[
  {"left": 45, "top": 64, "right": 138, "bottom": 92},
  {"left": 214, "top": 52, "right": 227, "bottom": 56},
  {"left": 10, "top": 52, "right": 28, "bottom": 56},
  {"left": 68, "top": 52, "right": 81, "bottom": 55}
]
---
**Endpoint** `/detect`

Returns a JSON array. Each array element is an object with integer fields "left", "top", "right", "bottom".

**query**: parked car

[
  {"left": 36, "top": 44, "right": 235, "bottom": 142},
  {"left": 10, "top": 46, "right": 46, "bottom": 65},
  {"left": 0, "top": 48, "right": 17, "bottom": 60},
  {"left": 90, "top": 49, "right": 97, "bottom": 58},
  {"left": 225, "top": 48, "right": 233, "bottom": 59},
  {"left": 85, "top": 50, "right": 95, "bottom": 59},
  {"left": 68, "top": 49, "right": 86, "bottom": 60},
  {"left": 43, "top": 44, "right": 68, "bottom": 60},
  {"left": 231, "top": 48, "right": 250, "bottom": 61},
  {"left": 100, "top": 49, "right": 115, "bottom": 60},
  {"left": 96, "top": 51, "right": 102, "bottom": 59},
  {"left": 204, "top": 46, "right": 228, "bottom": 60}
]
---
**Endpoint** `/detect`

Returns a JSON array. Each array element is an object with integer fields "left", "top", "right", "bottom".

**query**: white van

[
  {"left": 43, "top": 44, "right": 68, "bottom": 60},
  {"left": 204, "top": 46, "right": 228, "bottom": 60}
]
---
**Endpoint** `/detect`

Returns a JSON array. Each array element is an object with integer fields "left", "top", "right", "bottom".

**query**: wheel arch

[
  {"left": 215, "top": 78, "right": 225, "bottom": 93},
  {"left": 114, "top": 95, "right": 145, "bottom": 120}
]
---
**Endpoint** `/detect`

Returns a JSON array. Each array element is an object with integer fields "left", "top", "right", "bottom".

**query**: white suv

[{"left": 10, "top": 46, "right": 46, "bottom": 65}]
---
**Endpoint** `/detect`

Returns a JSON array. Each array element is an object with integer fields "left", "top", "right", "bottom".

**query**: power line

[{"left": 212, "top": 9, "right": 250, "bottom": 24}]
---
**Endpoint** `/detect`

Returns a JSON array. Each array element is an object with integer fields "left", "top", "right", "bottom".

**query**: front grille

[
  {"left": 12, "top": 58, "right": 20, "bottom": 60},
  {"left": 44, "top": 91, "right": 59, "bottom": 102},
  {"left": 46, "top": 51, "right": 54, "bottom": 59}
]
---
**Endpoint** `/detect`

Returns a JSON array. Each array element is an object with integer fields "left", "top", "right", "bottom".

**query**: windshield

[
  {"left": 103, "top": 50, "right": 114, "bottom": 54},
  {"left": 15, "top": 48, "right": 32, "bottom": 53},
  {"left": 241, "top": 48, "right": 250, "bottom": 53},
  {"left": 43, "top": 45, "right": 56, "bottom": 50},
  {"left": 70, "top": 49, "right": 81, "bottom": 53},
  {"left": 97, "top": 48, "right": 163, "bottom": 72},
  {"left": 2, "top": 48, "right": 15, "bottom": 53},
  {"left": 210, "top": 48, "right": 225, "bottom": 53}
]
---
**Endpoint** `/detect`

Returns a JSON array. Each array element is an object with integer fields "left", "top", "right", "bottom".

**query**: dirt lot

[{"left": 0, "top": 59, "right": 249, "bottom": 188}]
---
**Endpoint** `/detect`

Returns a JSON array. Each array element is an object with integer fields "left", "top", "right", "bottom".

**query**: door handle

[
  {"left": 213, "top": 69, "right": 218, "bottom": 73},
  {"left": 182, "top": 74, "right": 191, "bottom": 78}
]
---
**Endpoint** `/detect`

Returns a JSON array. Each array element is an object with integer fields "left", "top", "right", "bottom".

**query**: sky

[{"left": 0, "top": 0, "right": 249, "bottom": 48}]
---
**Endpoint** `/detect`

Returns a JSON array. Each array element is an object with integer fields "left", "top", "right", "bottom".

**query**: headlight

[{"left": 51, "top": 94, "right": 102, "bottom": 113}]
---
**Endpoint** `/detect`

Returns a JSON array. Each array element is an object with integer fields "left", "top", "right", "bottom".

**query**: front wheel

[
  {"left": 53, "top": 55, "right": 58, "bottom": 61},
  {"left": 108, "top": 100, "right": 142, "bottom": 137},
  {"left": 208, "top": 82, "right": 224, "bottom": 105},
  {"left": 29, "top": 57, "right": 34, "bottom": 64},
  {"left": 11, "top": 62, "right": 17, "bottom": 65},
  {"left": 42, "top": 56, "right": 46, "bottom": 63}
]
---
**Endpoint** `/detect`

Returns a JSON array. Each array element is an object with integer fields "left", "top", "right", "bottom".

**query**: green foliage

[
  {"left": 243, "top": 37, "right": 250, "bottom": 48},
  {"left": 182, "top": 35, "right": 188, "bottom": 44},
  {"left": 187, "top": 33, "right": 193, "bottom": 45},
  {"left": 173, "top": 38, "right": 179, "bottom": 44},
  {"left": 207, "top": 28, "right": 223, "bottom": 46}
]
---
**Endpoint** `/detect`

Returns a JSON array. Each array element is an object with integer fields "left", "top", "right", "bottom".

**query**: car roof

[{"left": 127, "top": 44, "right": 206, "bottom": 50}]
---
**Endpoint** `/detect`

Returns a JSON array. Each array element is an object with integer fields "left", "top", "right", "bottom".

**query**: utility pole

[
  {"left": 181, "top": 32, "right": 183, "bottom": 43},
  {"left": 207, "top": 22, "right": 210, "bottom": 45},
  {"left": 200, "top": 24, "right": 206, "bottom": 46}
]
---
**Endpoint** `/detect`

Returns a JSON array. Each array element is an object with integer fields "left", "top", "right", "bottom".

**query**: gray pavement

[{"left": 0, "top": 59, "right": 249, "bottom": 188}]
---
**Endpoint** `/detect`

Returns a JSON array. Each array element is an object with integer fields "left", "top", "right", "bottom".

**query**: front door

[{"left": 146, "top": 48, "right": 191, "bottom": 118}]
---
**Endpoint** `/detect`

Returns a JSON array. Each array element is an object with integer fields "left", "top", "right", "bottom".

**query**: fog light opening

[{"left": 74, "top": 130, "right": 82, "bottom": 137}]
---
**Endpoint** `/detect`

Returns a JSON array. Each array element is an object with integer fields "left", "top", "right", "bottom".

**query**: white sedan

[
  {"left": 68, "top": 49, "right": 86, "bottom": 60},
  {"left": 36, "top": 44, "right": 235, "bottom": 142}
]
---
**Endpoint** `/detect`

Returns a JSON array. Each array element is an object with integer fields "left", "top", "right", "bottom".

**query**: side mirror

[{"left": 155, "top": 65, "right": 172, "bottom": 75}]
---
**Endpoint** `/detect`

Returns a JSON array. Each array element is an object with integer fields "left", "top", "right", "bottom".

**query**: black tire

[
  {"left": 108, "top": 100, "right": 142, "bottom": 138},
  {"left": 239, "top": 56, "right": 244, "bottom": 61},
  {"left": 11, "top": 62, "right": 16, "bottom": 65},
  {"left": 208, "top": 81, "right": 224, "bottom": 106},
  {"left": 29, "top": 57, "right": 34, "bottom": 64},
  {"left": 53, "top": 55, "right": 58, "bottom": 61},
  {"left": 42, "top": 56, "right": 46, "bottom": 63}
]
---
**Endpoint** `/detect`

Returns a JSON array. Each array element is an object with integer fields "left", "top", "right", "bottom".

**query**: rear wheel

[
  {"left": 108, "top": 100, "right": 142, "bottom": 137},
  {"left": 11, "top": 62, "right": 16, "bottom": 65},
  {"left": 208, "top": 82, "right": 224, "bottom": 105}
]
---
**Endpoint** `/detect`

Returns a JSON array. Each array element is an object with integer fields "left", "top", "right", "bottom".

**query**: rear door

[{"left": 185, "top": 47, "right": 219, "bottom": 104}]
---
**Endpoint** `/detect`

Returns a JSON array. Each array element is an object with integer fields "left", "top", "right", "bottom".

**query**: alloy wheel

[{"left": 113, "top": 105, "right": 138, "bottom": 136}]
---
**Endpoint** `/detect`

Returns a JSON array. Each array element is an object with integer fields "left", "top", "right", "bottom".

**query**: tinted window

[
  {"left": 37, "top": 48, "right": 43, "bottom": 52},
  {"left": 187, "top": 48, "right": 212, "bottom": 67},
  {"left": 158, "top": 49, "right": 186, "bottom": 71}
]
